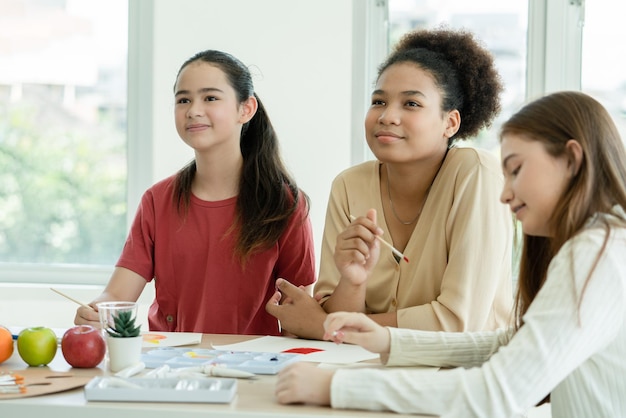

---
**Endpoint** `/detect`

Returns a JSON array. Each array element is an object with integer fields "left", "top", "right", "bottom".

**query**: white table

[{"left": 0, "top": 334, "right": 416, "bottom": 418}]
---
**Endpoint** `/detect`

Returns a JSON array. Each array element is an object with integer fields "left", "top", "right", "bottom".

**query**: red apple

[{"left": 61, "top": 325, "right": 106, "bottom": 368}]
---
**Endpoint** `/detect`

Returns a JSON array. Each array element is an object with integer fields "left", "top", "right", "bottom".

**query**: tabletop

[{"left": 0, "top": 333, "right": 420, "bottom": 418}]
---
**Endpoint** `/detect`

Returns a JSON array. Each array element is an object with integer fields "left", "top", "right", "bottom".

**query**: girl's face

[
  {"left": 364, "top": 62, "right": 459, "bottom": 164},
  {"left": 174, "top": 61, "right": 253, "bottom": 154},
  {"left": 500, "top": 134, "right": 573, "bottom": 237}
]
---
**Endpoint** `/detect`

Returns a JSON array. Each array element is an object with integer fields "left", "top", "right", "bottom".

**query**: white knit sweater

[{"left": 331, "top": 210, "right": 626, "bottom": 418}]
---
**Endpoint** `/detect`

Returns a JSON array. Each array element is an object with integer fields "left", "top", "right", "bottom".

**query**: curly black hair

[{"left": 378, "top": 26, "right": 503, "bottom": 142}]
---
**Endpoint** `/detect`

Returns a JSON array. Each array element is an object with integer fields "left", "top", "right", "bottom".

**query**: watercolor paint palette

[{"left": 141, "top": 347, "right": 302, "bottom": 375}]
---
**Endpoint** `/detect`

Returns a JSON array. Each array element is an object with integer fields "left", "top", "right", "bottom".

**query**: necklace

[
  {"left": 384, "top": 148, "right": 449, "bottom": 226},
  {"left": 386, "top": 165, "right": 427, "bottom": 225}
]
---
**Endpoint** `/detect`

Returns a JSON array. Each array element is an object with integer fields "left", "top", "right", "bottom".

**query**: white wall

[
  {"left": 0, "top": 283, "right": 154, "bottom": 330},
  {"left": 0, "top": 0, "right": 367, "bottom": 328},
  {"left": 148, "top": 0, "right": 357, "bottom": 264}
]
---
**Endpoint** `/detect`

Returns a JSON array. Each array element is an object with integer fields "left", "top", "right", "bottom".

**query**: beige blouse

[{"left": 315, "top": 147, "right": 514, "bottom": 331}]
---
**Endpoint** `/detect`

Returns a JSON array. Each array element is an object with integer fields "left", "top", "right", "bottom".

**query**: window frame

[
  {"left": 527, "top": 0, "right": 583, "bottom": 97},
  {"left": 0, "top": 1, "right": 151, "bottom": 286},
  {"left": 351, "top": 0, "right": 389, "bottom": 165}
]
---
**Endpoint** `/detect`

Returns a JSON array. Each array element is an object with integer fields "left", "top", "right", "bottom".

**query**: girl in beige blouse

[{"left": 267, "top": 28, "right": 513, "bottom": 338}]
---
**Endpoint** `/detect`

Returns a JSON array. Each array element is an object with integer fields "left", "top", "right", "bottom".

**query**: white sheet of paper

[
  {"left": 141, "top": 331, "right": 202, "bottom": 347},
  {"left": 211, "top": 335, "right": 380, "bottom": 364}
]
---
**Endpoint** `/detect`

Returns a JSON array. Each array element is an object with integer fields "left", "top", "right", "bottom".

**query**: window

[
  {"left": 387, "top": 0, "right": 529, "bottom": 151},
  {"left": 581, "top": 0, "right": 626, "bottom": 141},
  {"left": 0, "top": 0, "right": 128, "bottom": 282}
]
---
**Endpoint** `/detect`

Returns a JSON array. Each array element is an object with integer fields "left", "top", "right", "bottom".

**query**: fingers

[
  {"left": 366, "top": 208, "right": 377, "bottom": 224},
  {"left": 285, "top": 285, "right": 307, "bottom": 304},
  {"left": 266, "top": 283, "right": 328, "bottom": 340},
  {"left": 351, "top": 209, "right": 383, "bottom": 237},
  {"left": 275, "top": 278, "right": 303, "bottom": 299},
  {"left": 313, "top": 291, "right": 325, "bottom": 302},
  {"left": 275, "top": 363, "right": 333, "bottom": 406},
  {"left": 275, "top": 363, "right": 307, "bottom": 404},
  {"left": 322, "top": 312, "right": 375, "bottom": 343},
  {"left": 265, "top": 289, "right": 283, "bottom": 319},
  {"left": 335, "top": 234, "right": 372, "bottom": 267},
  {"left": 323, "top": 312, "right": 367, "bottom": 334},
  {"left": 268, "top": 290, "right": 282, "bottom": 306},
  {"left": 74, "top": 305, "right": 101, "bottom": 327},
  {"left": 265, "top": 279, "right": 304, "bottom": 317},
  {"left": 321, "top": 312, "right": 391, "bottom": 354},
  {"left": 333, "top": 213, "right": 384, "bottom": 286},
  {"left": 337, "top": 211, "right": 384, "bottom": 262}
]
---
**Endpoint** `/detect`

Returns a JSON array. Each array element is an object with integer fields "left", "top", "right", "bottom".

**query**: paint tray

[
  {"left": 84, "top": 376, "right": 236, "bottom": 403},
  {"left": 141, "top": 347, "right": 302, "bottom": 374}
]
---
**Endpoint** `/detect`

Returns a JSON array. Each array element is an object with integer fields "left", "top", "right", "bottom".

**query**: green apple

[{"left": 17, "top": 326, "right": 58, "bottom": 366}]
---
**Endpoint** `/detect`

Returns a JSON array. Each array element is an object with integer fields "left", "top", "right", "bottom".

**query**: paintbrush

[{"left": 50, "top": 288, "right": 96, "bottom": 311}]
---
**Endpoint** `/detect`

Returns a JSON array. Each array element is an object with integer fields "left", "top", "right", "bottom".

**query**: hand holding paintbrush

[
  {"left": 51, "top": 288, "right": 103, "bottom": 329},
  {"left": 349, "top": 214, "right": 409, "bottom": 263}
]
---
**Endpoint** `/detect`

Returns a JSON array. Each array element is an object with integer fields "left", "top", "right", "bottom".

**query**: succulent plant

[{"left": 105, "top": 310, "right": 141, "bottom": 338}]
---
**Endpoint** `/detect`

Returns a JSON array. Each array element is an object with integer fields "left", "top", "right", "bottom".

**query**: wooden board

[{"left": 0, "top": 367, "right": 98, "bottom": 399}]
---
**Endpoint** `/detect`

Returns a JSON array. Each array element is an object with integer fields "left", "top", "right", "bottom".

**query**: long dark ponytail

[{"left": 172, "top": 50, "right": 309, "bottom": 262}]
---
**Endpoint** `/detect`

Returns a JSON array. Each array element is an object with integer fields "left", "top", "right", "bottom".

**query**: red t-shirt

[{"left": 116, "top": 176, "right": 316, "bottom": 335}]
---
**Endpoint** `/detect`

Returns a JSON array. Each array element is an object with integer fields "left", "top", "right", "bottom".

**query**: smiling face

[
  {"left": 364, "top": 62, "right": 459, "bottom": 164},
  {"left": 500, "top": 133, "right": 574, "bottom": 237},
  {"left": 174, "top": 61, "right": 253, "bottom": 155}
]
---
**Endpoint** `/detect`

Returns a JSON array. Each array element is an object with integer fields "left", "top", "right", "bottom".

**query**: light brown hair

[{"left": 500, "top": 91, "right": 626, "bottom": 328}]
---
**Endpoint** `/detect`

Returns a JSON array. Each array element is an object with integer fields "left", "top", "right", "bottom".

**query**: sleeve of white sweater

[
  {"left": 330, "top": 225, "right": 626, "bottom": 417},
  {"left": 384, "top": 326, "right": 512, "bottom": 368}
]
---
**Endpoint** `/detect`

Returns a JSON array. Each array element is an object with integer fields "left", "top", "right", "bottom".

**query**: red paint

[{"left": 282, "top": 347, "right": 324, "bottom": 355}]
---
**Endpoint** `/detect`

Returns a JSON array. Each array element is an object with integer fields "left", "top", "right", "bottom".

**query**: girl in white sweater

[{"left": 275, "top": 91, "right": 626, "bottom": 418}]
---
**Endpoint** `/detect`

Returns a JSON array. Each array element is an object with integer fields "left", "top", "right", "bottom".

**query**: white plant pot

[{"left": 106, "top": 335, "right": 143, "bottom": 373}]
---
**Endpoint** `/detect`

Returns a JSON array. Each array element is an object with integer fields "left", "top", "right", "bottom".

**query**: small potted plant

[
  {"left": 104, "top": 309, "right": 143, "bottom": 373},
  {"left": 105, "top": 310, "right": 141, "bottom": 338}
]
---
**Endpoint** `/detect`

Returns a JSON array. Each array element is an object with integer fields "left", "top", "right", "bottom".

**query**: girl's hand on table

[
  {"left": 323, "top": 312, "right": 391, "bottom": 355},
  {"left": 275, "top": 362, "right": 334, "bottom": 406},
  {"left": 266, "top": 278, "right": 328, "bottom": 340}
]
